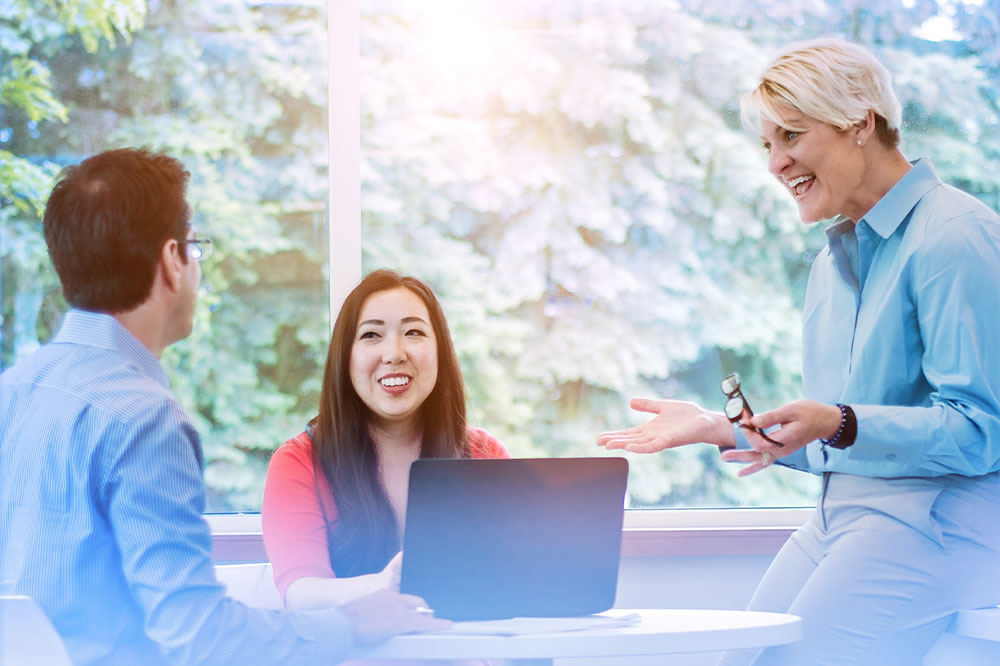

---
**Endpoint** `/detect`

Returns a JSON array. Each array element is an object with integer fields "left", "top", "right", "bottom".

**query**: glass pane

[
  {"left": 358, "top": 0, "right": 1000, "bottom": 508},
  {"left": 1, "top": 0, "right": 330, "bottom": 511}
]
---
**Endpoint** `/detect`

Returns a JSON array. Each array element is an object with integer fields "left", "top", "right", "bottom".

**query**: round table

[{"left": 353, "top": 608, "right": 802, "bottom": 664}]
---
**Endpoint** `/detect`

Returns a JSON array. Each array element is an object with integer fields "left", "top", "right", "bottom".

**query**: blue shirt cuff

[{"left": 302, "top": 607, "right": 355, "bottom": 662}]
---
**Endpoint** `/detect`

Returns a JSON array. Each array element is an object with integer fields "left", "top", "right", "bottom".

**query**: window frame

[
  {"left": 328, "top": 0, "right": 363, "bottom": 315},
  {"left": 208, "top": 508, "right": 811, "bottom": 561},
  {"left": 313, "top": 0, "right": 814, "bottom": 549}
]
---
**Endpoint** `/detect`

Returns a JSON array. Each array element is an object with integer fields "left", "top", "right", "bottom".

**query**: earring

[{"left": 857, "top": 139, "right": 862, "bottom": 146}]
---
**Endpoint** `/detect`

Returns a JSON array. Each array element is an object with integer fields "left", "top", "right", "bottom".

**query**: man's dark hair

[{"left": 43, "top": 148, "right": 192, "bottom": 313}]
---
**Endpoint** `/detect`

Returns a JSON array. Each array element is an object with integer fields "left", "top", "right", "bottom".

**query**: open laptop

[{"left": 399, "top": 457, "right": 628, "bottom": 621}]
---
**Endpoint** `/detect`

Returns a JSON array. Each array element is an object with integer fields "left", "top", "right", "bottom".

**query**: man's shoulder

[{"left": 3, "top": 339, "right": 179, "bottom": 424}]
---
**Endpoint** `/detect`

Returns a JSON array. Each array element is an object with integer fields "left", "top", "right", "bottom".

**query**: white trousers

[{"left": 719, "top": 472, "right": 1000, "bottom": 666}]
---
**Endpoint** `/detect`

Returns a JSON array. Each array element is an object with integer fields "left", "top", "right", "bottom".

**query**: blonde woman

[{"left": 599, "top": 38, "right": 1000, "bottom": 666}]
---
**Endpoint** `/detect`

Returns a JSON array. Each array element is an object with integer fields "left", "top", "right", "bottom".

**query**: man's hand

[{"left": 339, "top": 589, "right": 450, "bottom": 646}]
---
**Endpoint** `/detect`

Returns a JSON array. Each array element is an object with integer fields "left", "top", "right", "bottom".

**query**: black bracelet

[{"left": 821, "top": 404, "right": 857, "bottom": 450}]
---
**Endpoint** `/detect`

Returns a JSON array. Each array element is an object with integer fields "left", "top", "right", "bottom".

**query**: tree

[
  {"left": 357, "top": 0, "right": 1000, "bottom": 505},
  {"left": 4, "top": 0, "right": 999, "bottom": 509},
  {"left": 2, "top": 0, "right": 145, "bottom": 365},
  {"left": 2, "top": 0, "right": 332, "bottom": 509}
]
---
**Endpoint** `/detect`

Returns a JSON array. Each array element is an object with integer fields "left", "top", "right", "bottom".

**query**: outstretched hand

[
  {"left": 339, "top": 588, "right": 451, "bottom": 646},
  {"left": 597, "top": 398, "right": 733, "bottom": 454}
]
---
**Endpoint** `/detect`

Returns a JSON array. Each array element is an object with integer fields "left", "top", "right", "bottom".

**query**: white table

[{"left": 353, "top": 608, "right": 802, "bottom": 665}]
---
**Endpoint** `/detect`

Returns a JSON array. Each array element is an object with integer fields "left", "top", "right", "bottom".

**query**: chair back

[
  {"left": 0, "top": 595, "right": 71, "bottom": 666},
  {"left": 214, "top": 562, "right": 283, "bottom": 609}
]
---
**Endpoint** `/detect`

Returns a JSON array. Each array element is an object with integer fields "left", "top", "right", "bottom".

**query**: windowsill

[{"left": 208, "top": 508, "right": 812, "bottom": 562}]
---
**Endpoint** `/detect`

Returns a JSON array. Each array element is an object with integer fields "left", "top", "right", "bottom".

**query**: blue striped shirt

[{"left": 1, "top": 309, "right": 354, "bottom": 665}]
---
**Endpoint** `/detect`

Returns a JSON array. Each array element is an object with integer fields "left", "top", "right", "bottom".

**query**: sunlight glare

[
  {"left": 416, "top": 1, "right": 500, "bottom": 91},
  {"left": 914, "top": 14, "right": 960, "bottom": 41}
]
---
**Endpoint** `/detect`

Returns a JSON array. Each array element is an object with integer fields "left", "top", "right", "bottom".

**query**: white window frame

[
  {"left": 207, "top": 508, "right": 811, "bottom": 561},
  {"left": 328, "top": 0, "right": 363, "bottom": 314},
  {"left": 304, "top": 0, "right": 814, "bottom": 546},
  {"left": 208, "top": 508, "right": 812, "bottom": 533}
]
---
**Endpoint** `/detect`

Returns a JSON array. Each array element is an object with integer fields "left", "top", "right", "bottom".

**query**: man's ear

[{"left": 159, "top": 238, "right": 184, "bottom": 293}]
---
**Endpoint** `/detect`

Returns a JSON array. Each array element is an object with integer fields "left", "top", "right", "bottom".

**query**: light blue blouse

[{"left": 746, "top": 158, "right": 1000, "bottom": 479}]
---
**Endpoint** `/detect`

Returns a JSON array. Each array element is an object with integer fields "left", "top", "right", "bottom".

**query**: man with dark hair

[
  {"left": 0, "top": 148, "right": 445, "bottom": 665},
  {"left": 42, "top": 148, "right": 193, "bottom": 314}
]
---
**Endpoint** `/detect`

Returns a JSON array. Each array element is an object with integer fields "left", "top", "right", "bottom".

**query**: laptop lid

[{"left": 399, "top": 457, "right": 628, "bottom": 620}]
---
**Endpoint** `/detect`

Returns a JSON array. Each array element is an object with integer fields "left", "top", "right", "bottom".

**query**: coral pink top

[{"left": 262, "top": 427, "right": 510, "bottom": 601}]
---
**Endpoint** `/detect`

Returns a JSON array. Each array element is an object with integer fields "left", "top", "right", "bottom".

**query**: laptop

[{"left": 399, "top": 457, "right": 628, "bottom": 621}]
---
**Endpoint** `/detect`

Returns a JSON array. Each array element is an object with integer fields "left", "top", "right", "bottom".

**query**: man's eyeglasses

[
  {"left": 721, "top": 372, "right": 784, "bottom": 448},
  {"left": 185, "top": 238, "right": 213, "bottom": 261}
]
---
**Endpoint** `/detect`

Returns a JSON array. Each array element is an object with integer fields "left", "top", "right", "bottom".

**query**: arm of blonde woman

[
  {"left": 597, "top": 398, "right": 736, "bottom": 453},
  {"left": 721, "top": 399, "right": 843, "bottom": 476},
  {"left": 284, "top": 551, "right": 403, "bottom": 611}
]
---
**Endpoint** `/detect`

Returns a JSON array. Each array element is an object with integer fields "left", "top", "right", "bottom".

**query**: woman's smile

[
  {"left": 378, "top": 373, "right": 412, "bottom": 394},
  {"left": 787, "top": 173, "right": 815, "bottom": 199}
]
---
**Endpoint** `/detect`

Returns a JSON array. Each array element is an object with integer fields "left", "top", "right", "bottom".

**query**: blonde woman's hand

[
  {"left": 720, "top": 399, "right": 843, "bottom": 476},
  {"left": 597, "top": 398, "right": 734, "bottom": 453}
]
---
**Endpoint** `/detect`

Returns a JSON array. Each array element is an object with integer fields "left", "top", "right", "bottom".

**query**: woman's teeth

[{"left": 788, "top": 175, "right": 814, "bottom": 195}]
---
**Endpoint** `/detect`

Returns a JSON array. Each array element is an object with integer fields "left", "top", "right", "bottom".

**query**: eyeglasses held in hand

[
  {"left": 721, "top": 372, "right": 784, "bottom": 448},
  {"left": 186, "top": 238, "right": 213, "bottom": 261}
]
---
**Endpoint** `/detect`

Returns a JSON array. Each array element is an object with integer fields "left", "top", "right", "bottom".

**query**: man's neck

[{"left": 113, "top": 302, "right": 169, "bottom": 359}]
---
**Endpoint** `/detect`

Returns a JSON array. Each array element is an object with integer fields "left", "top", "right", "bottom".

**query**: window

[
  {"left": 4, "top": 0, "right": 998, "bottom": 512},
  {"left": 2, "top": 0, "right": 331, "bottom": 511},
  {"left": 350, "top": 0, "right": 1000, "bottom": 508}
]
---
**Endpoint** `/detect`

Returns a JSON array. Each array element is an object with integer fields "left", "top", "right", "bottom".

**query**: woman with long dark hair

[{"left": 262, "top": 269, "right": 509, "bottom": 612}]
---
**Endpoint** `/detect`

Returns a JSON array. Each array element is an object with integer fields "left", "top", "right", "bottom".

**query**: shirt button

[{"left": 886, "top": 453, "right": 896, "bottom": 460}]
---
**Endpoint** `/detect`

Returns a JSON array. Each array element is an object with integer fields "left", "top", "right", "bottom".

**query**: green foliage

[
  {"left": 4, "top": 0, "right": 1000, "bottom": 510},
  {"left": 2, "top": 0, "right": 330, "bottom": 510},
  {"left": 20, "top": 0, "right": 145, "bottom": 53},
  {"left": 357, "top": 0, "right": 1000, "bottom": 506},
  {"left": 1, "top": 58, "right": 67, "bottom": 124},
  {"left": 0, "top": 149, "right": 57, "bottom": 216},
  {"left": 1, "top": 0, "right": 146, "bottom": 364}
]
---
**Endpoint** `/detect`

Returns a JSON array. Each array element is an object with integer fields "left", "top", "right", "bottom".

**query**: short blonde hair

[{"left": 741, "top": 37, "right": 902, "bottom": 146}]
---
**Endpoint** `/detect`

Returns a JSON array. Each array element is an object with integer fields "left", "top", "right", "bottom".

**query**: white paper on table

[{"left": 429, "top": 612, "right": 642, "bottom": 636}]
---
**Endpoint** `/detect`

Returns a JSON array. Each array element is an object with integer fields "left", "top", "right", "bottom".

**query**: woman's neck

[
  {"left": 844, "top": 146, "right": 912, "bottom": 223},
  {"left": 369, "top": 417, "right": 423, "bottom": 454},
  {"left": 370, "top": 418, "right": 422, "bottom": 536}
]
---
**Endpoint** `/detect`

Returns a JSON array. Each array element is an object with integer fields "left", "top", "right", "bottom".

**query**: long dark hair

[{"left": 311, "top": 269, "right": 470, "bottom": 577}]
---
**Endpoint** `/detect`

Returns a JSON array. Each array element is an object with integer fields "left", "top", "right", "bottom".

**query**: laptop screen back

[{"left": 399, "top": 457, "right": 628, "bottom": 620}]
